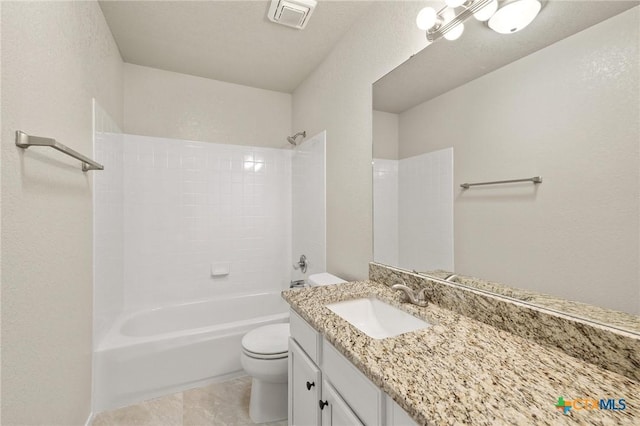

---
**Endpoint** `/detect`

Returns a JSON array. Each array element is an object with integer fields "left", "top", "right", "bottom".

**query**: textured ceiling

[
  {"left": 99, "top": 0, "right": 374, "bottom": 93},
  {"left": 374, "top": 1, "right": 639, "bottom": 113}
]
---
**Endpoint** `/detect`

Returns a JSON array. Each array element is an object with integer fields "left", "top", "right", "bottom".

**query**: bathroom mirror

[{"left": 372, "top": 1, "right": 640, "bottom": 334}]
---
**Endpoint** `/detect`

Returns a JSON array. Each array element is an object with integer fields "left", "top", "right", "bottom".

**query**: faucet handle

[
  {"left": 416, "top": 287, "right": 429, "bottom": 301},
  {"left": 293, "top": 254, "right": 308, "bottom": 273}
]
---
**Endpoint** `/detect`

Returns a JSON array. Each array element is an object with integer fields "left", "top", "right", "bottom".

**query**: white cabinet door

[
  {"left": 320, "top": 380, "right": 364, "bottom": 426},
  {"left": 289, "top": 338, "right": 322, "bottom": 426},
  {"left": 321, "top": 339, "right": 383, "bottom": 425},
  {"left": 385, "top": 397, "right": 419, "bottom": 426}
]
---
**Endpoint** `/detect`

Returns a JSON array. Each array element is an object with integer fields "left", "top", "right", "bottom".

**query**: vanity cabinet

[
  {"left": 288, "top": 309, "right": 418, "bottom": 426},
  {"left": 320, "top": 379, "right": 364, "bottom": 426},
  {"left": 289, "top": 339, "right": 321, "bottom": 426}
]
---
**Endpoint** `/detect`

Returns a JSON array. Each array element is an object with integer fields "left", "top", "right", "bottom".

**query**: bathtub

[{"left": 93, "top": 292, "right": 289, "bottom": 412}]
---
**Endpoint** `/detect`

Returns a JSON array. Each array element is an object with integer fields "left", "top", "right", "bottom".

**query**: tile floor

[{"left": 92, "top": 376, "right": 288, "bottom": 426}]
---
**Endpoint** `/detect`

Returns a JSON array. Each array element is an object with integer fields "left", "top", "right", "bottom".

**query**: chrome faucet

[
  {"left": 293, "top": 254, "right": 308, "bottom": 273},
  {"left": 391, "top": 280, "right": 429, "bottom": 307}
]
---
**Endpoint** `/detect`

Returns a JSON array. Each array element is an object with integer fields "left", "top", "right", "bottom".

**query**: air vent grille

[{"left": 268, "top": 0, "right": 317, "bottom": 30}]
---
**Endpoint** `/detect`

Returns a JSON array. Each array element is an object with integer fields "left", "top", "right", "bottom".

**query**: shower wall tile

[
  {"left": 292, "top": 131, "right": 326, "bottom": 281},
  {"left": 93, "top": 101, "right": 124, "bottom": 347},
  {"left": 372, "top": 149, "right": 454, "bottom": 273},
  {"left": 373, "top": 159, "right": 399, "bottom": 267},
  {"left": 121, "top": 134, "right": 292, "bottom": 311},
  {"left": 398, "top": 147, "right": 454, "bottom": 272}
]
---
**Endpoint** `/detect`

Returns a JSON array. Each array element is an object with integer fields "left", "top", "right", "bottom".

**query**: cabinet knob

[
  {"left": 319, "top": 400, "right": 328, "bottom": 410},
  {"left": 306, "top": 381, "right": 315, "bottom": 390}
]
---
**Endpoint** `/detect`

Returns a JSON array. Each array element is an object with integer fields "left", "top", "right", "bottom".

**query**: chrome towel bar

[
  {"left": 461, "top": 176, "right": 542, "bottom": 189},
  {"left": 15, "top": 130, "right": 104, "bottom": 172}
]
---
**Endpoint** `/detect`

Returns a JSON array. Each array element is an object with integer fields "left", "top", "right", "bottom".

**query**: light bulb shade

[
  {"left": 416, "top": 7, "right": 438, "bottom": 30},
  {"left": 473, "top": 0, "right": 498, "bottom": 22},
  {"left": 488, "top": 0, "right": 541, "bottom": 34},
  {"left": 445, "top": 0, "right": 466, "bottom": 7},
  {"left": 444, "top": 22, "right": 465, "bottom": 40},
  {"left": 442, "top": 9, "right": 464, "bottom": 41}
]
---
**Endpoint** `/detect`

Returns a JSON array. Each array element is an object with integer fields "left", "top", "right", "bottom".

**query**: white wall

[
  {"left": 292, "top": 1, "right": 429, "bottom": 280},
  {"left": 124, "top": 63, "right": 292, "bottom": 148},
  {"left": 292, "top": 131, "right": 327, "bottom": 280},
  {"left": 372, "top": 110, "right": 399, "bottom": 160},
  {"left": 95, "top": 134, "right": 292, "bottom": 315},
  {"left": 398, "top": 8, "right": 639, "bottom": 314},
  {"left": 1, "top": 1, "right": 123, "bottom": 424}
]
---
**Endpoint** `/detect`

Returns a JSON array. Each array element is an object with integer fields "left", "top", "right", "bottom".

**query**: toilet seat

[
  {"left": 241, "top": 323, "right": 289, "bottom": 358},
  {"left": 242, "top": 349, "right": 288, "bottom": 360}
]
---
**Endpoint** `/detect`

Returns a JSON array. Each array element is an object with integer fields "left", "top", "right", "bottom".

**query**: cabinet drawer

[
  {"left": 321, "top": 339, "right": 383, "bottom": 426},
  {"left": 290, "top": 309, "right": 321, "bottom": 364}
]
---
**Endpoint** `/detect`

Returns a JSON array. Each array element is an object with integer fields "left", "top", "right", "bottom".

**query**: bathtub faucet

[
  {"left": 290, "top": 280, "right": 305, "bottom": 289},
  {"left": 293, "top": 254, "right": 308, "bottom": 273},
  {"left": 391, "top": 280, "right": 429, "bottom": 307}
]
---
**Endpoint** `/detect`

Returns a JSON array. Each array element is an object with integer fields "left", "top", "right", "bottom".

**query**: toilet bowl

[
  {"left": 241, "top": 273, "right": 345, "bottom": 423},
  {"left": 241, "top": 323, "right": 289, "bottom": 423}
]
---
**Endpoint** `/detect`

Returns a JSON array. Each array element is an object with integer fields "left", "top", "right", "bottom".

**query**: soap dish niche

[{"left": 211, "top": 262, "right": 231, "bottom": 277}]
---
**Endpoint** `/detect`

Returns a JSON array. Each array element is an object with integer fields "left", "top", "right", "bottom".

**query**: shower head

[{"left": 287, "top": 131, "right": 306, "bottom": 146}]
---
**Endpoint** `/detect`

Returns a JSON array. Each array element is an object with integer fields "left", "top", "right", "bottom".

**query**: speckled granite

[
  {"left": 283, "top": 281, "right": 640, "bottom": 426},
  {"left": 370, "top": 263, "right": 640, "bottom": 382},
  {"left": 420, "top": 269, "right": 640, "bottom": 334}
]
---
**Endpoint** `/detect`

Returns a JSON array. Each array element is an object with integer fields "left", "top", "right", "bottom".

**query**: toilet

[
  {"left": 241, "top": 272, "right": 346, "bottom": 423},
  {"left": 307, "top": 272, "right": 347, "bottom": 287},
  {"left": 241, "top": 323, "right": 290, "bottom": 423}
]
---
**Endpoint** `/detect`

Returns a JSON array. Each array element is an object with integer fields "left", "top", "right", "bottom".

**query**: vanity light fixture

[
  {"left": 473, "top": 0, "right": 498, "bottom": 21},
  {"left": 416, "top": 0, "right": 497, "bottom": 42},
  {"left": 445, "top": 0, "right": 467, "bottom": 7},
  {"left": 417, "top": 0, "right": 542, "bottom": 41},
  {"left": 488, "top": 0, "right": 542, "bottom": 34},
  {"left": 442, "top": 9, "right": 465, "bottom": 41}
]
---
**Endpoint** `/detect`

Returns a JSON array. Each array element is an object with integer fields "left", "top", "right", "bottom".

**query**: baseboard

[
  {"left": 84, "top": 411, "right": 94, "bottom": 426},
  {"left": 96, "top": 371, "right": 248, "bottom": 413}
]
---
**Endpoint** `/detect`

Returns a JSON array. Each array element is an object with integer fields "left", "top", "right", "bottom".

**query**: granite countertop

[
  {"left": 420, "top": 270, "right": 640, "bottom": 334},
  {"left": 282, "top": 280, "right": 640, "bottom": 426}
]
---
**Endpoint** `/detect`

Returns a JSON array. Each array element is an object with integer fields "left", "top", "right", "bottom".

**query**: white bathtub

[{"left": 93, "top": 292, "right": 289, "bottom": 412}]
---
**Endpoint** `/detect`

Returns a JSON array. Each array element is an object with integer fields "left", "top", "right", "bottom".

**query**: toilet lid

[{"left": 242, "top": 323, "right": 290, "bottom": 355}]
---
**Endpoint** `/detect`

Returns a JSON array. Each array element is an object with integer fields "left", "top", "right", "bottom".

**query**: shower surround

[
  {"left": 95, "top": 133, "right": 293, "bottom": 340},
  {"left": 93, "top": 131, "right": 306, "bottom": 410},
  {"left": 373, "top": 148, "right": 453, "bottom": 272}
]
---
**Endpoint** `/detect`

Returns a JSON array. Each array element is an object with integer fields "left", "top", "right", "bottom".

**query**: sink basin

[{"left": 326, "top": 297, "right": 431, "bottom": 339}]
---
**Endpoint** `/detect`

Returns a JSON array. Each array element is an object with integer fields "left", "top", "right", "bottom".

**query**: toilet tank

[{"left": 307, "top": 273, "right": 346, "bottom": 287}]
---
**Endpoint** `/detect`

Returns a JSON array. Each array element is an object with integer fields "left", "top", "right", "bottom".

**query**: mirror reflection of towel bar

[
  {"left": 460, "top": 176, "right": 542, "bottom": 189},
  {"left": 15, "top": 130, "right": 104, "bottom": 172}
]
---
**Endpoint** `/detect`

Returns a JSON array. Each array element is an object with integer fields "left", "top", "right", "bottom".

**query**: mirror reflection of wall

[
  {"left": 373, "top": 112, "right": 453, "bottom": 272},
  {"left": 373, "top": 6, "right": 639, "bottom": 316}
]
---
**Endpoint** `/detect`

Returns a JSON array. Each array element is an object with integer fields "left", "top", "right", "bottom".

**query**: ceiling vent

[{"left": 268, "top": 0, "right": 317, "bottom": 30}]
